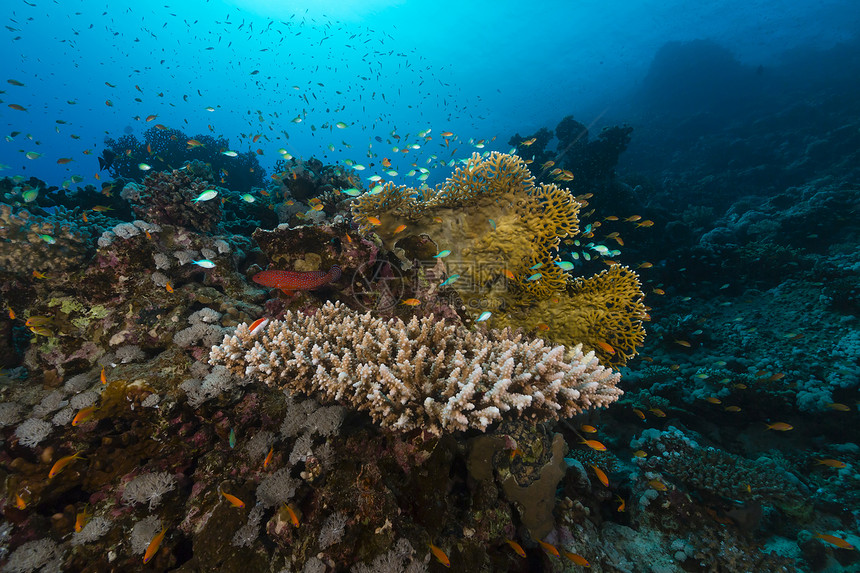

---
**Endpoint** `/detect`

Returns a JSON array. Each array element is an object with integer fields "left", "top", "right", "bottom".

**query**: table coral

[{"left": 209, "top": 301, "right": 622, "bottom": 435}]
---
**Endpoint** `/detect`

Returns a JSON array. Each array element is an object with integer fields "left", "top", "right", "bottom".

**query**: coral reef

[
  {"left": 121, "top": 168, "right": 223, "bottom": 233},
  {"left": 104, "top": 126, "right": 264, "bottom": 192},
  {"left": 210, "top": 301, "right": 622, "bottom": 434},
  {"left": 0, "top": 204, "right": 94, "bottom": 276},
  {"left": 351, "top": 151, "right": 647, "bottom": 365}
]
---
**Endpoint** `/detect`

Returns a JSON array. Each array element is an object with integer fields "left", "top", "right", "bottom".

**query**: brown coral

[
  {"left": 209, "top": 301, "right": 622, "bottom": 435},
  {"left": 121, "top": 168, "right": 222, "bottom": 233}
]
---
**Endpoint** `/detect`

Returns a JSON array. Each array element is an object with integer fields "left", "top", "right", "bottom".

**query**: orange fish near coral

[
  {"left": 649, "top": 479, "right": 668, "bottom": 491},
  {"left": 815, "top": 533, "right": 855, "bottom": 550},
  {"left": 591, "top": 465, "right": 609, "bottom": 487},
  {"left": 595, "top": 341, "right": 615, "bottom": 355},
  {"left": 49, "top": 452, "right": 84, "bottom": 479},
  {"left": 75, "top": 508, "right": 90, "bottom": 532},
  {"left": 283, "top": 503, "right": 300, "bottom": 527},
  {"left": 537, "top": 540, "right": 560, "bottom": 557},
  {"left": 429, "top": 544, "right": 450, "bottom": 567},
  {"left": 562, "top": 551, "right": 590, "bottom": 566},
  {"left": 816, "top": 459, "right": 846, "bottom": 469},
  {"left": 765, "top": 422, "right": 793, "bottom": 431},
  {"left": 252, "top": 266, "right": 341, "bottom": 296},
  {"left": 505, "top": 539, "right": 526, "bottom": 558},
  {"left": 220, "top": 490, "right": 245, "bottom": 508},
  {"left": 581, "top": 439, "right": 606, "bottom": 451},
  {"left": 143, "top": 523, "right": 167, "bottom": 564},
  {"left": 72, "top": 405, "right": 98, "bottom": 426},
  {"left": 248, "top": 317, "right": 269, "bottom": 336}
]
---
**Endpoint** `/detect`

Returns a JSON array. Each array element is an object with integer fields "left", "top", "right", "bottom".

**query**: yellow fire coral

[
  {"left": 497, "top": 265, "right": 647, "bottom": 367},
  {"left": 350, "top": 152, "right": 646, "bottom": 366}
]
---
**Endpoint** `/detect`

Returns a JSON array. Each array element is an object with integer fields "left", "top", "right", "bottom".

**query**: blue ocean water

[{"left": 1, "top": 1, "right": 859, "bottom": 572}]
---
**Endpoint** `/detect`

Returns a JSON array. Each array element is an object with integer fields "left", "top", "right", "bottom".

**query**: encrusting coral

[
  {"left": 120, "top": 167, "right": 222, "bottom": 233},
  {"left": 209, "top": 301, "right": 622, "bottom": 435},
  {"left": 350, "top": 151, "right": 647, "bottom": 366},
  {"left": 0, "top": 203, "right": 92, "bottom": 276}
]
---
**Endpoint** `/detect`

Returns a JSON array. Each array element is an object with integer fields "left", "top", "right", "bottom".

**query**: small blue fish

[
  {"left": 476, "top": 311, "right": 492, "bottom": 322},
  {"left": 440, "top": 274, "right": 460, "bottom": 286},
  {"left": 555, "top": 261, "right": 574, "bottom": 271},
  {"left": 228, "top": 428, "right": 236, "bottom": 448},
  {"left": 192, "top": 259, "right": 216, "bottom": 268},
  {"left": 526, "top": 273, "right": 542, "bottom": 281},
  {"left": 488, "top": 219, "right": 496, "bottom": 230},
  {"left": 530, "top": 262, "right": 543, "bottom": 270},
  {"left": 434, "top": 250, "right": 451, "bottom": 258}
]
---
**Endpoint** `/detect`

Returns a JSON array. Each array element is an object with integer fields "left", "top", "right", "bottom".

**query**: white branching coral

[{"left": 210, "top": 301, "right": 622, "bottom": 435}]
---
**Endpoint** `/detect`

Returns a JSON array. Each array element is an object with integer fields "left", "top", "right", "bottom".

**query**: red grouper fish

[{"left": 252, "top": 265, "right": 341, "bottom": 296}]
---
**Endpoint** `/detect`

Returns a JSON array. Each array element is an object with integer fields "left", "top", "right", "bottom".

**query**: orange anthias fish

[
  {"left": 562, "top": 551, "right": 590, "bottom": 566},
  {"left": 401, "top": 298, "right": 421, "bottom": 306},
  {"left": 429, "top": 543, "right": 450, "bottom": 567},
  {"left": 143, "top": 523, "right": 167, "bottom": 564},
  {"left": 252, "top": 265, "right": 341, "bottom": 296},
  {"left": 263, "top": 446, "right": 274, "bottom": 470},
  {"left": 595, "top": 341, "right": 615, "bottom": 355},
  {"left": 505, "top": 539, "right": 526, "bottom": 558},
  {"left": 581, "top": 439, "right": 606, "bottom": 451},
  {"left": 49, "top": 452, "right": 84, "bottom": 478},
  {"left": 815, "top": 533, "right": 855, "bottom": 550},
  {"left": 649, "top": 479, "right": 668, "bottom": 491},
  {"left": 220, "top": 490, "right": 245, "bottom": 508},
  {"left": 71, "top": 405, "right": 98, "bottom": 426},
  {"left": 537, "top": 540, "right": 560, "bottom": 557},
  {"left": 765, "top": 422, "right": 793, "bottom": 431},
  {"left": 75, "top": 508, "right": 90, "bottom": 532},
  {"left": 816, "top": 459, "right": 846, "bottom": 469},
  {"left": 283, "top": 503, "right": 300, "bottom": 527},
  {"left": 591, "top": 465, "right": 609, "bottom": 487},
  {"left": 615, "top": 495, "right": 626, "bottom": 512}
]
